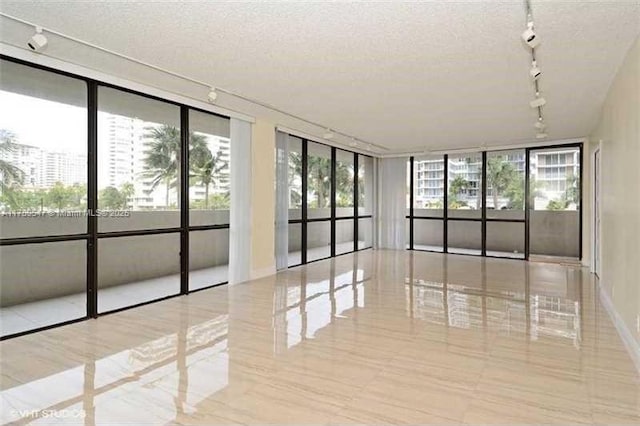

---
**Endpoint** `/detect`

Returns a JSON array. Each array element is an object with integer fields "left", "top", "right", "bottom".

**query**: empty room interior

[{"left": 0, "top": 0, "right": 639, "bottom": 424}]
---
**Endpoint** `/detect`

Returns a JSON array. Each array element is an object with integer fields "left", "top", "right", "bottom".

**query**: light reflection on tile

[{"left": 1, "top": 250, "right": 639, "bottom": 425}]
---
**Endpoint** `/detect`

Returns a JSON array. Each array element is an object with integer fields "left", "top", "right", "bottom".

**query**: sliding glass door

[
  {"left": 407, "top": 144, "right": 582, "bottom": 261},
  {"left": 528, "top": 146, "right": 581, "bottom": 258},
  {"left": 0, "top": 56, "right": 233, "bottom": 338},
  {"left": 277, "top": 132, "right": 373, "bottom": 269},
  {"left": 486, "top": 150, "right": 526, "bottom": 259},
  {"left": 447, "top": 153, "right": 482, "bottom": 255}
]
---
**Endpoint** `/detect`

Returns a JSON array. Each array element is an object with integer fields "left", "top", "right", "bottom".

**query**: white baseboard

[
  {"left": 597, "top": 280, "right": 640, "bottom": 374},
  {"left": 250, "top": 265, "right": 276, "bottom": 280}
]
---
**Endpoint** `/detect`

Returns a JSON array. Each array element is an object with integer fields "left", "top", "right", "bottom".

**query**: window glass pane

[
  {"left": 406, "top": 217, "right": 411, "bottom": 249},
  {"left": 358, "top": 217, "right": 373, "bottom": 249},
  {"left": 529, "top": 147, "right": 580, "bottom": 258},
  {"left": 335, "top": 149, "right": 354, "bottom": 217},
  {"left": 189, "top": 110, "right": 230, "bottom": 226},
  {"left": 358, "top": 155, "right": 373, "bottom": 216},
  {"left": 486, "top": 222, "right": 525, "bottom": 259},
  {"left": 486, "top": 150, "right": 525, "bottom": 220},
  {"left": 0, "top": 240, "right": 86, "bottom": 337},
  {"left": 288, "top": 136, "right": 303, "bottom": 219},
  {"left": 530, "top": 147, "right": 580, "bottom": 211},
  {"left": 414, "top": 155, "right": 444, "bottom": 217},
  {"left": 98, "top": 86, "right": 181, "bottom": 232},
  {"left": 189, "top": 229, "right": 228, "bottom": 291},
  {"left": 98, "top": 233, "right": 180, "bottom": 313},
  {"left": 307, "top": 221, "right": 331, "bottom": 261},
  {"left": 358, "top": 217, "right": 372, "bottom": 250},
  {"left": 307, "top": 142, "right": 331, "bottom": 219},
  {"left": 0, "top": 60, "right": 87, "bottom": 238},
  {"left": 287, "top": 223, "right": 302, "bottom": 266},
  {"left": 288, "top": 223, "right": 302, "bottom": 267},
  {"left": 336, "top": 219, "right": 354, "bottom": 255},
  {"left": 447, "top": 220, "right": 481, "bottom": 255},
  {"left": 414, "top": 219, "right": 443, "bottom": 252},
  {"left": 448, "top": 153, "right": 482, "bottom": 218}
]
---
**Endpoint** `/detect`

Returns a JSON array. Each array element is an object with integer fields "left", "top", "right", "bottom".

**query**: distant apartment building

[
  {"left": 414, "top": 150, "right": 578, "bottom": 210},
  {"left": 0, "top": 142, "right": 87, "bottom": 189},
  {"left": 99, "top": 114, "right": 230, "bottom": 209},
  {"left": 530, "top": 149, "right": 580, "bottom": 209}
]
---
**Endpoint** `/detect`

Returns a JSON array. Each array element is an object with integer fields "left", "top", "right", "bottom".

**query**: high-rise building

[
  {"left": 0, "top": 142, "right": 87, "bottom": 189},
  {"left": 99, "top": 114, "right": 231, "bottom": 209},
  {"left": 414, "top": 151, "right": 576, "bottom": 210}
]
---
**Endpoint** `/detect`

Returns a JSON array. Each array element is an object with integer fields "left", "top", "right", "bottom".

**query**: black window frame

[
  {"left": 407, "top": 142, "right": 583, "bottom": 261},
  {"left": 0, "top": 54, "right": 232, "bottom": 340},
  {"left": 286, "top": 136, "right": 373, "bottom": 268}
]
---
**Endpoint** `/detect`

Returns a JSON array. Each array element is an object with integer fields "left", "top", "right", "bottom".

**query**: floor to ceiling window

[
  {"left": 0, "top": 59, "right": 89, "bottom": 336},
  {"left": 0, "top": 56, "right": 233, "bottom": 338},
  {"left": 529, "top": 146, "right": 581, "bottom": 258},
  {"left": 96, "top": 86, "right": 182, "bottom": 313},
  {"left": 277, "top": 132, "right": 373, "bottom": 269},
  {"left": 407, "top": 144, "right": 582, "bottom": 261},
  {"left": 187, "top": 109, "right": 230, "bottom": 291},
  {"left": 486, "top": 150, "right": 526, "bottom": 258},
  {"left": 357, "top": 154, "right": 374, "bottom": 250}
]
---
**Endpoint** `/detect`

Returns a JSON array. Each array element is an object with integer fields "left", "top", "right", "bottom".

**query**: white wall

[
  {"left": 250, "top": 119, "right": 276, "bottom": 278},
  {"left": 590, "top": 36, "right": 640, "bottom": 348}
]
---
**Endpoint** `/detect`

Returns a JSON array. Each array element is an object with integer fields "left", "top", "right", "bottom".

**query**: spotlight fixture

[
  {"left": 530, "top": 93, "right": 546, "bottom": 108},
  {"left": 349, "top": 138, "right": 358, "bottom": 147},
  {"left": 536, "top": 132, "right": 548, "bottom": 139},
  {"left": 534, "top": 120, "right": 546, "bottom": 130},
  {"left": 521, "top": 22, "right": 540, "bottom": 48},
  {"left": 530, "top": 61, "right": 541, "bottom": 80},
  {"left": 366, "top": 143, "right": 372, "bottom": 151},
  {"left": 323, "top": 129, "right": 334, "bottom": 140},
  {"left": 207, "top": 88, "right": 218, "bottom": 103},
  {"left": 27, "top": 26, "right": 47, "bottom": 52}
]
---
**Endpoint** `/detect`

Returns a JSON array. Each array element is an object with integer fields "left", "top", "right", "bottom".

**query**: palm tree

[
  {"left": 0, "top": 130, "right": 25, "bottom": 208},
  {"left": 142, "top": 125, "right": 181, "bottom": 207},
  {"left": 142, "top": 126, "right": 215, "bottom": 208},
  {"left": 120, "top": 182, "right": 134, "bottom": 209},
  {"left": 308, "top": 156, "right": 332, "bottom": 208},
  {"left": 190, "top": 145, "right": 228, "bottom": 209},
  {"left": 448, "top": 176, "right": 469, "bottom": 209},
  {"left": 487, "top": 156, "right": 519, "bottom": 210}
]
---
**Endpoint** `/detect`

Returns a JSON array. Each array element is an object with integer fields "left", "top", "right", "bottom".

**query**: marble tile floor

[{"left": 1, "top": 250, "right": 638, "bottom": 425}]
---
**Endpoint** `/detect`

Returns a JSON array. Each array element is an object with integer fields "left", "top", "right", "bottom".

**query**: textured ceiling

[{"left": 1, "top": 0, "right": 638, "bottom": 154}]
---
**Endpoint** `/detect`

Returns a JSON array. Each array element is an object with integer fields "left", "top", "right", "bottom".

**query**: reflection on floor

[
  {"left": 413, "top": 244, "right": 525, "bottom": 259},
  {"left": 0, "top": 266, "right": 228, "bottom": 337},
  {"left": 287, "top": 241, "right": 370, "bottom": 267},
  {"left": 1, "top": 250, "right": 638, "bottom": 424}
]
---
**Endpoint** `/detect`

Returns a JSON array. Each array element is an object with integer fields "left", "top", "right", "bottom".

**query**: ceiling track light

[
  {"left": 323, "top": 129, "right": 334, "bottom": 140},
  {"left": 534, "top": 121, "right": 546, "bottom": 130},
  {"left": 530, "top": 95, "right": 546, "bottom": 108},
  {"left": 521, "top": 21, "right": 540, "bottom": 48},
  {"left": 207, "top": 88, "right": 218, "bottom": 103},
  {"left": 530, "top": 60, "right": 541, "bottom": 80},
  {"left": 522, "top": 0, "right": 549, "bottom": 140},
  {"left": 27, "top": 26, "right": 47, "bottom": 52}
]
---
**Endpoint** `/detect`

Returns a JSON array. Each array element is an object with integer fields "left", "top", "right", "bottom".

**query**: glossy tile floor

[{"left": 1, "top": 250, "right": 639, "bottom": 425}]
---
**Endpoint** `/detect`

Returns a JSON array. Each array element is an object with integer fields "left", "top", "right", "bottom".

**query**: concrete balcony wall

[
  {"left": 0, "top": 210, "right": 230, "bottom": 307},
  {"left": 287, "top": 208, "right": 361, "bottom": 252},
  {"left": 410, "top": 209, "right": 579, "bottom": 257}
]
